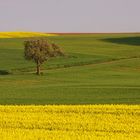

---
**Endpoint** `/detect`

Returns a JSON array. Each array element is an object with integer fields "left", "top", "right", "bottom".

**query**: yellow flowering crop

[
  {"left": 0, "top": 32, "right": 57, "bottom": 38},
  {"left": 0, "top": 105, "right": 139, "bottom": 140}
]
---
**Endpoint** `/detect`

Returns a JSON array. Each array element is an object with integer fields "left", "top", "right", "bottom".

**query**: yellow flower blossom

[
  {"left": 0, "top": 32, "right": 57, "bottom": 38},
  {"left": 0, "top": 105, "right": 139, "bottom": 140}
]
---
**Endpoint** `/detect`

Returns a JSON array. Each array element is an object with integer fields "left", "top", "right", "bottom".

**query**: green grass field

[{"left": 0, "top": 33, "right": 140, "bottom": 104}]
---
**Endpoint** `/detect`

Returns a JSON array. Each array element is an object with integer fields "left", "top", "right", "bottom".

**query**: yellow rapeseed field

[
  {"left": 0, "top": 105, "right": 139, "bottom": 140},
  {"left": 0, "top": 32, "right": 57, "bottom": 38}
]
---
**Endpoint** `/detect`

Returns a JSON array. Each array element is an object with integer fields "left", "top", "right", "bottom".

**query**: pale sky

[{"left": 0, "top": 0, "right": 140, "bottom": 32}]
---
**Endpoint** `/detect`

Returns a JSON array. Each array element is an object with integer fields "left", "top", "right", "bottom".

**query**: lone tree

[{"left": 24, "top": 39, "right": 64, "bottom": 75}]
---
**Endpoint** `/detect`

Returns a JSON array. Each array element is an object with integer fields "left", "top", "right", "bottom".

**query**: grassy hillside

[{"left": 0, "top": 33, "right": 140, "bottom": 104}]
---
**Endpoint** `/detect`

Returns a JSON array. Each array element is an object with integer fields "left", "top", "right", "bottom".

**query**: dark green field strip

[
  {"left": 102, "top": 36, "right": 140, "bottom": 46},
  {"left": 0, "top": 87, "right": 139, "bottom": 105}
]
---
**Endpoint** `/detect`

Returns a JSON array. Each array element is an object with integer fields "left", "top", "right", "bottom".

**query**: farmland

[
  {"left": 0, "top": 32, "right": 57, "bottom": 38},
  {"left": 0, "top": 33, "right": 140, "bottom": 104},
  {"left": 0, "top": 105, "right": 139, "bottom": 140},
  {"left": 0, "top": 32, "right": 140, "bottom": 139}
]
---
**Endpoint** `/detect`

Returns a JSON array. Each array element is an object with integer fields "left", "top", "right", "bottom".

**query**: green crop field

[{"left": 0, "top": 33, "right": 140, "bottom": 105}]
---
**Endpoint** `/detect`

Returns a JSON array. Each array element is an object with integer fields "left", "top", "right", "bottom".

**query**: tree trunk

[{"left": 36, "top": 63, "right": 40, "bottom": 75}]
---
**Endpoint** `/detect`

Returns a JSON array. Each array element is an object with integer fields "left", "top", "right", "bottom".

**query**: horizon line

[
  {"left": 46, "top": 32, "right": 140, "bottom": 34},
  {"left": 0, "top": 31, "right": 140, "bottom": 34}
]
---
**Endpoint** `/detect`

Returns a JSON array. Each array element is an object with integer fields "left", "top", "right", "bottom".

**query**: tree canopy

[{"left": 24, "top": 39, "right": 64, "bottom": 75}]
